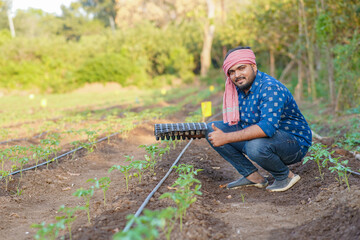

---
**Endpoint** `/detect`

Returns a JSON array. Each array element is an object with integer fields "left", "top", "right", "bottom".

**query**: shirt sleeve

[{"left": 256, "top": 84, "right": 286, "bottom": 137}]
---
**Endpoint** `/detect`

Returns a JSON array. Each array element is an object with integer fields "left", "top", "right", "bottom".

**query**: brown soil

[{"left": 0, "top": 97, "right": 360, "bottom": 240}]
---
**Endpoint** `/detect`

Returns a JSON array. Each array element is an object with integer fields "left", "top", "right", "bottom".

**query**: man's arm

[{"left": 208, "top": 123, "right": 267, "bottom": 147}]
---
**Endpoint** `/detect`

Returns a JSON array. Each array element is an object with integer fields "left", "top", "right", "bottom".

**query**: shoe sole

[
  {"left": 227, "top": 181, "right": 269, "bottom": 190},
  {"left": 267, "top": 175, "right": 301, "bottom": 192}
]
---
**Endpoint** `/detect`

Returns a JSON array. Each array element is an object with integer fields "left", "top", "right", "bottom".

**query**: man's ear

[{"left": 251, "top": 64, "right": 257, "bottom": 72}]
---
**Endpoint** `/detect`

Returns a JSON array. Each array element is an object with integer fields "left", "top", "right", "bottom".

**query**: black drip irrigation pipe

[
  {"left": 0, "top": 132, "right": 119, "bottom": 180},
  {"left": 0, "top": 110, "right": 222, "bottom": 181},
  {"left": 122, "top": 138, "right": 194, "bottom": 232},
  {"left": 122, "top": 111, "right": 222, "bottom": 233},
  {"left": 328, "top": 155, "right": 360, "bottom": 176}
]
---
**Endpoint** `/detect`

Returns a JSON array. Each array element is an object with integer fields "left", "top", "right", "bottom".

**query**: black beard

[
  {"left": 234, "top": 66, "right": 256, "bottom": 91},
  {"left": 235, "top": 76, "right": 255, "bottom": 91}
]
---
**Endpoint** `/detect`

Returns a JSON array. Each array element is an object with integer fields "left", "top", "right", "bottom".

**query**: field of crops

[{"left": 0, "top": 84, "right": 359, "bottom": 240}]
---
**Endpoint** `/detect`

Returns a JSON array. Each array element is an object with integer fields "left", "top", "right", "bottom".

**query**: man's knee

[{"left": 244, "top": 139, "right": 271, "bottom": 162}]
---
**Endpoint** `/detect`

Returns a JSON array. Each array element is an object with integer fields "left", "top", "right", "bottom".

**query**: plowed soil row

[{"left": 0, "top": 95, "right": 359, "bottom": 240}]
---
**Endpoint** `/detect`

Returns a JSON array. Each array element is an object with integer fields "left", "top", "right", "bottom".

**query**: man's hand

[{"left": 208, "top": 123, "right": 230, "bottom": 147}]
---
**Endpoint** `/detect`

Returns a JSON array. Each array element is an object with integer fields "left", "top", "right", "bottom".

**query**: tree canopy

[{"left": 0, "top": 0, "right": 359, "bottom": 111}]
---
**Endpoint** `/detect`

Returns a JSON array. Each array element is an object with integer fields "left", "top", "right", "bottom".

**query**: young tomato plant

[
  {"left": 0, "top": 170, "right": 10, "bottom": 191},
  {"left": 303, "top": 143, "right": 333, "bottom": 179},
  {"left": 139, "top": 144, "right": 159, "bottom": 160},
  {"left": 70, "top": 140, "right": 82, "bottom": 159},
  {"left": 40, "top": 139, "right": 55, "bottom": 169},
  {"left": 158, "top": 207, "right": 177, "bottom": 240},
  {"left": 113, "top": 208, "right": 173, "bottom": 240},
  {"left": 144, "top": 155, "right": 156, "bottom": 174},
  {"left": 87, "top": 177, "right": 111, "bottom": 205},
  {"left": 10, "top": 146, "right": 29, "bottom": 190},
  {"left": 30, "top": 144, "right": 45, "bottom": 169},
  {"left": 72, "top": 187, "right": 95, "bottom": 223},
  {"left": 109, "top": 164, "right": 133, "bottom": 191},
  {"left": 105, "top": 115, "right": 118, "bottom": 144},
  {"left": 85, "top": 129, "right": 99, "bottom": 153},
  {"left": 329, "top": 157, "right": 352, "bottom": 190},
  {"left": 125, "top": 155, "right": 148, "bottom": 183},
  {"left": 161, "top": 140, "right": 172, "bottom": 154},
  {"left": 0, "top": 148, "right": 11, "bottom": 172},
  {"left": 56, "top": 205, "right": 84, "bottom": 240},
  {"left": 31, "top": 220, "right": 66, "bottom": 240},
  {"left": 139, "top": 144, "right": 161, "bottom": 172},
  {"left": 160, "top": 164, "right": 203, "bottom": 231},
  {"left": 49, "top": 133, "right": 62, "bottom": 162}
]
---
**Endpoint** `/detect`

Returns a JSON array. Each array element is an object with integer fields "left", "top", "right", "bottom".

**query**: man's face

[{"left": 228, "top": 64, "right": 257, "bottom": 91}]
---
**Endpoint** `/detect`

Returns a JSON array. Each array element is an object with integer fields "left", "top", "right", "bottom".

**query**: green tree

[{"left": 79, "top": 0, "right": 117, "bottom": 30}]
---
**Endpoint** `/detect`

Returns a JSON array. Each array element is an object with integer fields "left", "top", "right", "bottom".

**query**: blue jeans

[{"left": 206, "top": 121, "right": 307, "bottom": 181}]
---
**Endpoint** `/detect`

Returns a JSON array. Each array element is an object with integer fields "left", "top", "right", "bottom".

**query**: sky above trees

[{"left": 11, "top": 0, "right": 73, "bottom": 15}]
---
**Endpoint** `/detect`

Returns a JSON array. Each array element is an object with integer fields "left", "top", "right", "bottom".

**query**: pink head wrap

[{"left": 222, "top": 49, "right": 256, "bottom": 125}]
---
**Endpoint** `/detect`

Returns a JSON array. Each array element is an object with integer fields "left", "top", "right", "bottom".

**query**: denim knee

[{"left": 244, "top": 139, "right": 271, "bottom": 163}]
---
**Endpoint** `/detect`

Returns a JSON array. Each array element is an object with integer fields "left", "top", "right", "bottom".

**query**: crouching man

[{"left": 206, "top": 46, "right": 312, "bottom": 192}]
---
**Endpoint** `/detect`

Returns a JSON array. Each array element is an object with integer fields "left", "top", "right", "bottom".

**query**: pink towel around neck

[{"left": 222, "top": 49, "right": 256, "bottom": 125}]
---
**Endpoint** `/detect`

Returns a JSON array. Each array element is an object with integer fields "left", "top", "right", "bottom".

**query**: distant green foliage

[
  {"left": 333, "top": 33, "right": 360, "bottom": 110},
  {"left": 0, "top": 29, "right": 11, "bottom": 46},
  {"left": 75, "top": 51, "right": 148, "bottom": 87},
  {"left": 0, "top": 22, "right": 197, "bottom": 92}
]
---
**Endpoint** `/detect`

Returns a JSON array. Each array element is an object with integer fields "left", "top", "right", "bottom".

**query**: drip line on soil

[
  {"left": 123, "top": 138, "right": 194, "bottom": 232},
  {"left": 1, "top": 110, "right": 222, "bottom": 181},
  {"left": 328, "top": 155, "right": 360, "bottom": 176},
  {"left": 0, "top": 132, "right": 119, "bottom": 180},
  {"left": 122, "top": 111, "right": 222, "bottom": 232}
]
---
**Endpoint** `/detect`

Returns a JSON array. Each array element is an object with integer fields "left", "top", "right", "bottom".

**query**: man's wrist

[{"left": 226, "top": 132, "right": 237, "bottom": 144}]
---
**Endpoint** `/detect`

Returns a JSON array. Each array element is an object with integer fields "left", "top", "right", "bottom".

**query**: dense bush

[
  {"left": 75, "top": 51, "right": 148, "bottom": 87},
  {"left": 0, "top": 22, "right": 198, "bottom": 93}
]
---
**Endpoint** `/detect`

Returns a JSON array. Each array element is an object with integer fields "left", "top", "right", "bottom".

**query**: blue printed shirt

[{"left": 237, "top": 70, "right": 312, "bottom": 150}]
